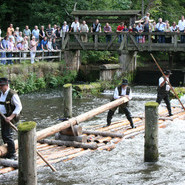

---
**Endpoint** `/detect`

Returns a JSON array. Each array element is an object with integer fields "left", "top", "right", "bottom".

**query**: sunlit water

[{"left": 1, "top": 86, "right": 185, "bottom": 185}]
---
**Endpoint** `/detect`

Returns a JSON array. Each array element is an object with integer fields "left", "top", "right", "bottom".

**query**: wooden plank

[
  {"left": 129, "top": 34, "right": 139, "bottom": 50},
  {"left": 71, "top": 10, "right": 141, "bottom": 16},
  {"left": 74, "top": 35, "right": 85, "bottom": 50},
  {"left": 106, "top": 34, "right": 118, "bottom": 50}
]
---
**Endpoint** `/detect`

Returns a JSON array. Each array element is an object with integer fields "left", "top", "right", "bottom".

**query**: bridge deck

[{"left": 0, "top": 106, "right": 184, "bottom": 174}]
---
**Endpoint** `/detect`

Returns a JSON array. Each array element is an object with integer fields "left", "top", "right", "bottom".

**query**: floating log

[
  {"left": 82, "top": 130, "right": 124, "bottom": 138},
  {"left": 55, "top": 133, "right": 87, "bottom": 143},
  {"left": 36, "top": 97, "right": 129, "bottom": 141},
  {"left": 39, "top": 139, "right": 98, "bottom": 150},
  {"left": 0, "top": 97, "right": 128, "bottom": 157},
  {"left": 0, "top": 167, "right": 15, "bottom": 174},
  {"left": 60, "top": 125, "right": 82, "bottom": 136},
  {"left": 0, "top": 159, "right": 18, "bottom": 168}
]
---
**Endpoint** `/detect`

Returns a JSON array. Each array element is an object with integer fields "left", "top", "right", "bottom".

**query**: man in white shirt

[
  {"left": 155, "top": 18, "right": 166, "bottom": 43},
  {"left": 70, "top": 18, "right": 80, "bottom": 32},
  {"left": 105, "top": 79, "right": 135, "bottom": 128},
  {"left": 0, "top": 78, "right": 22, "bottom": 159},
  {"left": 178, "top": 15, "right": 185, "bottom": 43},
  {"left": 156, "top": 70, "right": 172, "bottom": 116}
]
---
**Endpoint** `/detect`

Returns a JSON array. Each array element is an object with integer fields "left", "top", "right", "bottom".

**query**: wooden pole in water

[
  {"left": 18, "top": 122, "right": 37, "bottom": 185},
  {"left": 144, "top": 102, "right": 159, "bottom": 162},
  {"left": 63, "top": 83, "right": 72, "bottom": 118}
]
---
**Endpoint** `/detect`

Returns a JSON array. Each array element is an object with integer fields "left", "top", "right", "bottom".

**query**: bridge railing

[
  {"left": 63, "top": 32, "right": 185, "bottom": 51},
  {"left": 0, "top": 50, "right": 62, "bottom": 63}
]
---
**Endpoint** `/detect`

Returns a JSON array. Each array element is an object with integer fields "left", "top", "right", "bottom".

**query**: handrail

[{"left": 0, "top": 50, "right": 62, "bottom": 62}]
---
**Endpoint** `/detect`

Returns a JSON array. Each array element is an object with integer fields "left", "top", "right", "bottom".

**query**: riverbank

[{"left": 0, "top": 62, "right": 77, "bottom": 94}]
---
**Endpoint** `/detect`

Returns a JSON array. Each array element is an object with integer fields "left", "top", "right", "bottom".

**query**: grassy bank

[{"left": 0, "top": 62, "right": 77, "bottom": 94}]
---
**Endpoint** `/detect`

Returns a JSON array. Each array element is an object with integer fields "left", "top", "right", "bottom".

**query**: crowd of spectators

[{"left": 0, "top": 13, "right": 185, "bottom": 64}]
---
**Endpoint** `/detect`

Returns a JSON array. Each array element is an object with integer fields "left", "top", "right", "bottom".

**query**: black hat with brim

[
  {"left": 164, "top": 70, "right": 172, "bottom": 75},
  {"left": 122, "top": 79, "right": 128, "bottom": 85},
  {"left": 0, "top": 78, "right": 10, "bottom": 85}
]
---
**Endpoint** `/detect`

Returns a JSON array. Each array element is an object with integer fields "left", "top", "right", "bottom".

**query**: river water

[{"left": 1, "top": 86, "right": 185, "bottom": 185}]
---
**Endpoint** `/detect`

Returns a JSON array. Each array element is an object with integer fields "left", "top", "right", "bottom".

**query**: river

[{"left": 0, "top": 86, "right": 185, "bottom": 185}]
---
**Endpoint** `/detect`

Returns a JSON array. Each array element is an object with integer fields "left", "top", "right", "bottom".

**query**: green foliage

[
  {"left": 81, "top": 51, "right": 118, "bottom": 64},
  {"left": 18, "top": 121, "right": 37, "bottom": 132},
  {"left": 12, "top": 73, "right": 47, "bottom": 94}
]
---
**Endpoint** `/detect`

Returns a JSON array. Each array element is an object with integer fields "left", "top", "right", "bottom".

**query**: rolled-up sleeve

[
  {"left": 113, "top": 87, "right": 120, "bottom": 99},
  {"left": 11, "top": 94, "right": 22, "bottom": 115},
  {"left": 128, "top": 89, "right": 132, "bottom": 100}
]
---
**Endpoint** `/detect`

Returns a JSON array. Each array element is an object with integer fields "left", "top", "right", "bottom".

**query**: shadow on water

[{"left": 1, "top": 86, "right": 185, "bottom": 184}]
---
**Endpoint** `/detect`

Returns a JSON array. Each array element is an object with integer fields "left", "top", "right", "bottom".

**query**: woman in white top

[{"left": 30, "top": 36, "right": 38, "bottom": 64}]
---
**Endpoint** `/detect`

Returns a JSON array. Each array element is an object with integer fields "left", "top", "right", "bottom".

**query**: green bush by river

[{"left": 0, "top": 62, "right": 77, "bottom": 94}]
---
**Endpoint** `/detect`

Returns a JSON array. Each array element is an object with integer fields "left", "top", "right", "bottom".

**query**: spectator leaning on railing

[{"left": 30, "top": 36, "right": 38, "bottom": 64}]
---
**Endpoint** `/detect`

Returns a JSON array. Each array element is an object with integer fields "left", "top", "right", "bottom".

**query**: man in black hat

[
  {"left": 105, "top": 79, "right": 135, "bottom": 128},
  {"left": 156, "top": 70, "right": 173, "bottom": 116},
  {"left": 0, "top": 77, "right": 22, "bottom": 159}
]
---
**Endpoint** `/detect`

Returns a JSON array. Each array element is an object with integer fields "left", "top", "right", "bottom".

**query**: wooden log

[
  {"left": 55, "top": 133, "right": 87, "bottom": 143},
  {"left": 0, "top": 97, "right": 128, "bottom": 157},
  {"left": 131, "top": 115, "right": 173, "bottom": 121},
  {"left": 144, "top": 102, "right": 159, "bottom": 162},
  {"left": 82, "top": 130, "right": 124, "bottom": 138},
  {"left": 18, "top": 122, "right": 37, "bottom": 185},
  {"left": 36, "top": 97, "right": 129, "bottom": 141},
  {"left": 0, "top": 159, "right": 18, "bottom": 168},
  {"left": 63, "top": 83, "right": 72, "bottom": 118},
  {"left": 59, "top": 125, "right": 82, "bottom": 136},
  {"left": 0, "top": 167, "right": 15, "bottom": 174},
  {"left": 39, "top": 139, "right": 98, "bottom": 150}
]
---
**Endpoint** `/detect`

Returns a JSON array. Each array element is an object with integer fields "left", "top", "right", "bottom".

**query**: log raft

[{"left": 0, "top": 105, "right": 184, "bottom": 175}]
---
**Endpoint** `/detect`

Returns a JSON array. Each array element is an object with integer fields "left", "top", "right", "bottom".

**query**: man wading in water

[
  {"left": 0, "top": 78, "right": 22, "bottom": 159},
  {"left": 156, "top": 70, "right": 173, "bottom": 116},
  {"left": 104, "top": 79, "right": 135, "bottom": 128}
]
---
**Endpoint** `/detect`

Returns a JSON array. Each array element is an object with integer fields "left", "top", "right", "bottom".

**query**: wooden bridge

[
  {"left": 62, "top": 32, "right": 185, "bottom": 52},
  {"left": 0, "top": 97, "right": 184, "bottom": 175}
]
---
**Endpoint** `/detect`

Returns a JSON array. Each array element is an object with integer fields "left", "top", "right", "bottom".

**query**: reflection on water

[{"left": 1, "top": 86, "right": 185, "bottom": 185}]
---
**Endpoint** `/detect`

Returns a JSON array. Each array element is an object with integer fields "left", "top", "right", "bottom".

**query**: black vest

[
  {"left": 0, "top": 89, "right": 20, "bottom": 123},
  {"left": 157, "top": 77, "right": 168, "bottom": 95},
  {"left": 112, "top": 86, "right": 130, "bottom": 101}
]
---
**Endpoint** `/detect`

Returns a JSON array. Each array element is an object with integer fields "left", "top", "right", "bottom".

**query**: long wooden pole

[
  {"left": 36, "top": 97, "right": 129, "bottom": 140},
  {"left": 0, "top": 97, "right": 129, "bottom": 157},
  {"left": 0, "top": 112, "right": 57, "bottom": 172},
  {"left": 150, "top": 53, "right": 185, "bottom": 111}
]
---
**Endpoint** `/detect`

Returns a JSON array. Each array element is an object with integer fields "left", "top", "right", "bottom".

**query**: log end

[{"left": 18, "top": 121, "right": 36, "bottom": 132}]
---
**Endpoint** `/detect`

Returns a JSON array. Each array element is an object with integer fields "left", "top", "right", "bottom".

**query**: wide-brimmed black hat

[
  {"left": 164, "top": 70, "right": 172, "bottom": 75},
  {"left": 122, "top": 79, "right": 128, "bottom": 85},
  {"left": 0, "top": 78, "right": 10, "bottom": 86}
]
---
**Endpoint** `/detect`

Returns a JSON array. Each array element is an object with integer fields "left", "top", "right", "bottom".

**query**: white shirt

[
  {"left": 159, "top": 77, "right": 170, "bottom": 91},
  {"left": 156, "top": 22, "right": 166, "bottom": 31},
  {"left": 71, "top": 22, "right": 80, "bottom": 32},
  {"left": 178, "top": 20, "right": 185, "bottom": 31},
  {"left": 113, "top": 87, "right": 132, "bottom": 100},
  {"left": 0, "top": 87, "right": 22, "bottom": 115}
]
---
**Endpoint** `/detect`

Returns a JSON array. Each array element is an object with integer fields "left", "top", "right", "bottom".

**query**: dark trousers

[
  {"left": 180, "top": 31, "right": 185, "bottom": 43},
  {"left": 1, "top": 117, "right": 15, "bottom": 156},
  {"left": 156, "top": 93, "right": 171, "bottom": 115},
  {"left": 107, "top": 103, "right": 134, "bottom": 126}
]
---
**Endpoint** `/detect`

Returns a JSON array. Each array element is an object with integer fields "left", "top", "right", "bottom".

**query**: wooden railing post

[
  {"left": 144, "top": 102, "right": 159, "bottom": 162},
  {"left": 42, "top": 51, "right": 44, "bottom": 61},
  {"left": 18, "top": 122, "right": 37, "bottom": 185}
]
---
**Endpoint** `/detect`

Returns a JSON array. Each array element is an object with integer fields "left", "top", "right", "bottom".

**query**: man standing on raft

[{"left": 104, "top": 79, "right": 135, "bottom": 128}]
